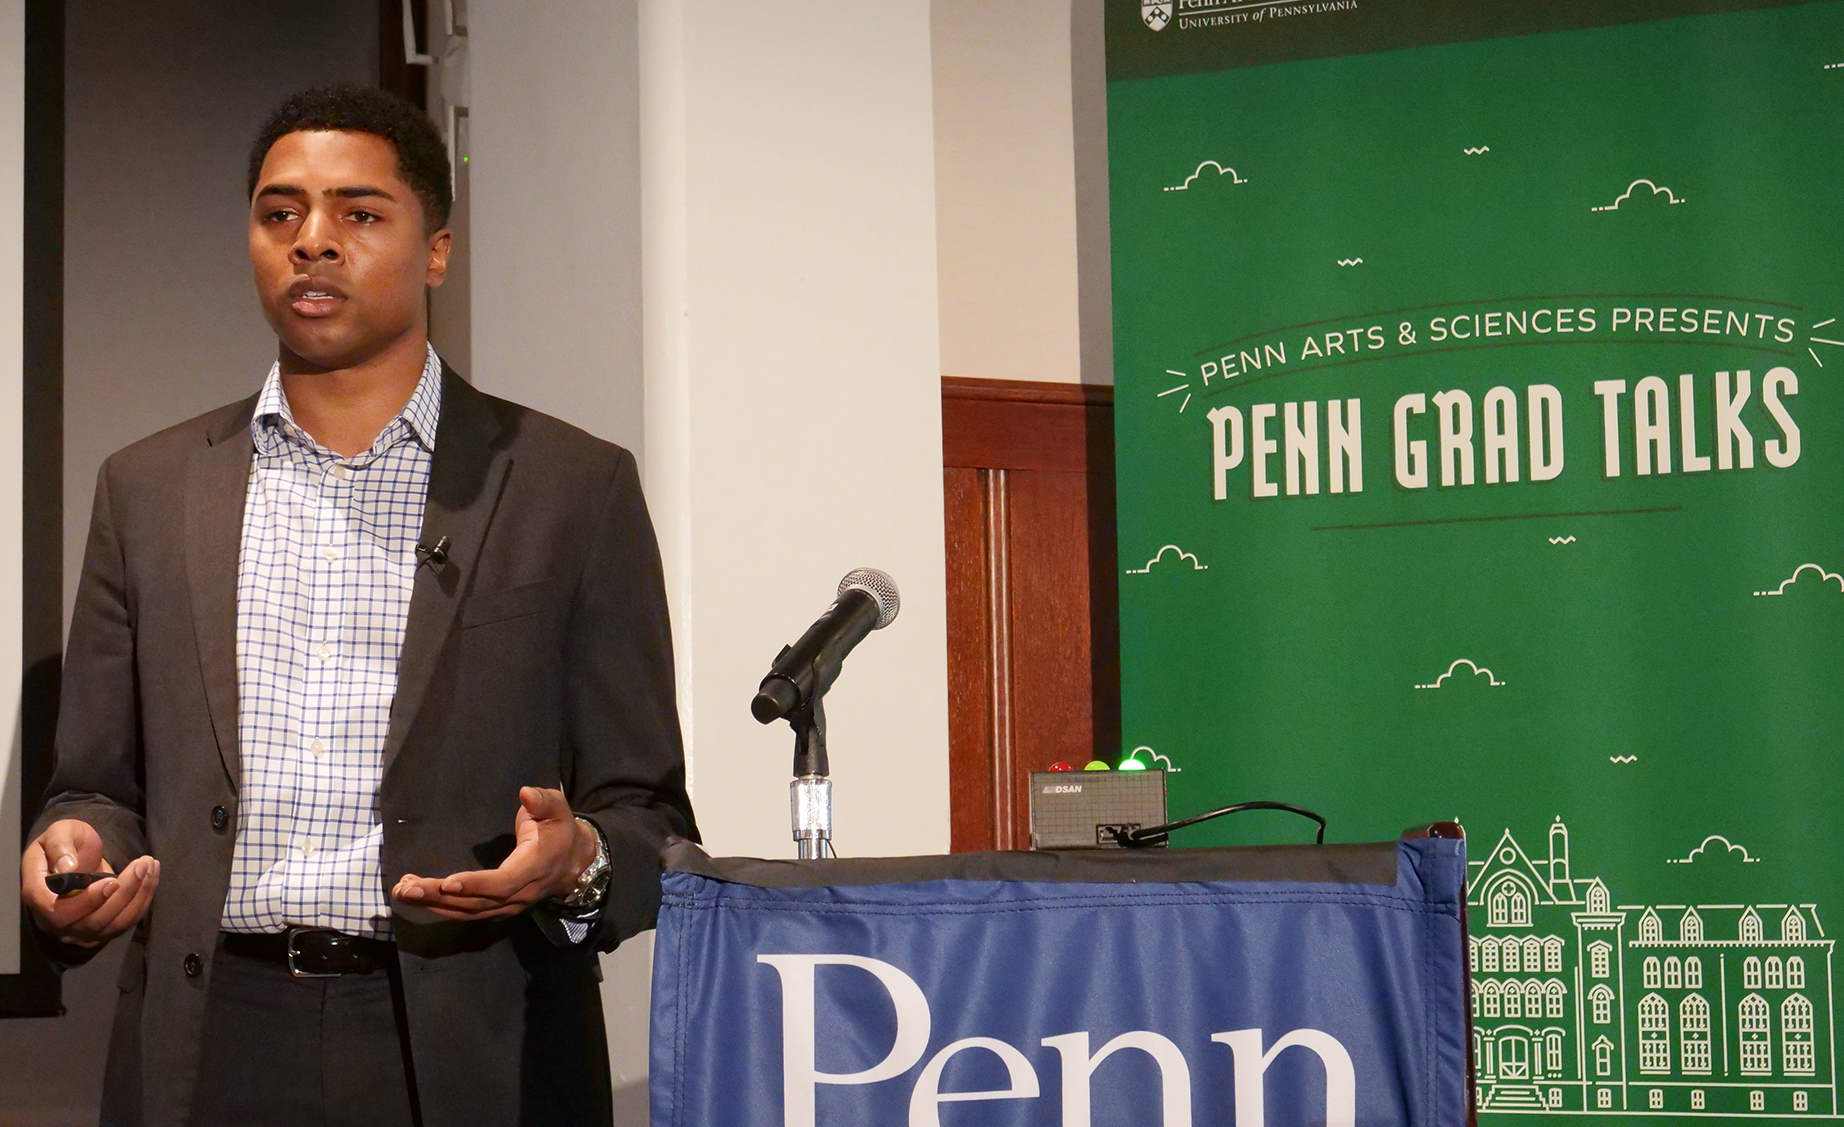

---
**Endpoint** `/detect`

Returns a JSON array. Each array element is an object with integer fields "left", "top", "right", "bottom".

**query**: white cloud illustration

[
  {"left": 1753, "top": 562, "right": 1844, "bottom": 597},
  {"left": 1414, "top": 658, "right": 1506, "bottom": 690},
  {"left": 1125, "top": 746, "right": 1183, "bottom": 773},
  {"left": 1125, "top": 545, "right": 1208, "bottom": 575},
  {"left": 1164, "top": 160, "right": 1248, "bottom": 192},
  {"left": 1668, "top": 834, "right": 1761, "bottom": 865},
  {"left": 1591, "top": 178, "right": 1685, "bottom": 212}
]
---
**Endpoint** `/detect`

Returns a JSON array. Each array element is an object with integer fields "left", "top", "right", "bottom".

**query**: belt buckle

[{"left": 284, "top": 926, "right": 342, "bottom": 979}]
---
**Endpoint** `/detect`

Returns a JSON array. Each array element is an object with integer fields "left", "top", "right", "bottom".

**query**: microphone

[
  {"left": 414, "top": 535, "right": 450, "bottom": 572},
  {"left": 752, "top": 568, "right": 900, "bottom": 724}
]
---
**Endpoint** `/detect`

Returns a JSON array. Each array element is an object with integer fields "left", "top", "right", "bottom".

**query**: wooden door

[{"left": 942, "top": 378, "right": 1119, "bottom": 852}]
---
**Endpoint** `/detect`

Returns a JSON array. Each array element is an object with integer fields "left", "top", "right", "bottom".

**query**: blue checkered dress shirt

[{"left": 220, "top": 346, "right": 443, "bottom": 939}]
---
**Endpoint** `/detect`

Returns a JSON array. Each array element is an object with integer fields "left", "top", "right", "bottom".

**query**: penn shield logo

[{"left": 1143, "top": 0, "right": 1173, "bottom": 30}]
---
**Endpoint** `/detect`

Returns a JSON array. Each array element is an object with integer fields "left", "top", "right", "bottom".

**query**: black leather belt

[{"left": 221, "top": 927, "right": 397, "bottom": 979}]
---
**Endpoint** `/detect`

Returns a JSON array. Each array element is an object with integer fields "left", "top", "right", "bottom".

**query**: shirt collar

[{"left": 252, "top": 343, "right": 444, "bottom": 458}]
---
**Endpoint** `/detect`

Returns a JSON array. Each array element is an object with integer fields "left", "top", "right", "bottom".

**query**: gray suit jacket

[{"left": 33, "top": 369, "right": 698, "bottom": 1127}]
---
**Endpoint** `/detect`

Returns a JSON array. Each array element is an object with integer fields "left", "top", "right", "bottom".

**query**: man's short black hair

[{"left": 248, "top": 84, "right": 452, "bottom": 232}]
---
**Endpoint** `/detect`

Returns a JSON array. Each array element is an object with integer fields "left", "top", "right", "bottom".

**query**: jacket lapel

[
  {"left": 383, "top": 370, "right": 512, "bottom": 775},
  {"left": 187, "top": 400, "right": 259, "bottom": 789}
]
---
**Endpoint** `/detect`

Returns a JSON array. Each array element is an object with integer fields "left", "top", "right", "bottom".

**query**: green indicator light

[
  {"left": 1083, "top": 760, "right": 1111, "bottom": 771},
  {"left": 1117, "top": 758, "right": 1147, "bottom": 771}
]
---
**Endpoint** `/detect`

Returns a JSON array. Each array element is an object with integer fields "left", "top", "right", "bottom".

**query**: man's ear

[{"left": 426, "top": 227, "right": 453, "bottom": 290}]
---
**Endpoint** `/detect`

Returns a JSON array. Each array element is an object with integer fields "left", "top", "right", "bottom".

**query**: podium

[{"left": 649, "top": 834, "right": 1470, "bottom": 1127}]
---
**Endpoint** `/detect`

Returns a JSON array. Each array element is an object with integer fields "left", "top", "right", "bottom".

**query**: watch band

[{"left": 558, "top": 816, "right": 611, "bottom": 912}]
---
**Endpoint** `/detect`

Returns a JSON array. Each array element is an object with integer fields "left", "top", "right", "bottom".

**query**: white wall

[
  {"left": 468, "top": 0, "right": 645, "bottom": 456},
  {"left": 930, "top": 0, "right": 1112, "bottom": 384},
  {"left": 0, "top": 0, "right": 23, "bottom": 980},
  {"left": 641, "top": 0, "right": 950, "bottom": 859},
  {"left": 467, "top": 8, "right": 949, "bottom": 1115}
]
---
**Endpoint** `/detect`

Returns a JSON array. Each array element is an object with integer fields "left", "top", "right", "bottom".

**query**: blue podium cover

[{"left": 650, "top": 838, "right": 1469, "bottom": 1127}]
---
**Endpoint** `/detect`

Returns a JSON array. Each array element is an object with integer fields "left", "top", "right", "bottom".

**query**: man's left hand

[{"left": 391, "top": 787, "right": 599, "bottom": 920}]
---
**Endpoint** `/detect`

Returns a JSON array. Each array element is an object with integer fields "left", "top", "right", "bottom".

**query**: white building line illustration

[
  {"left": 1125, "top": 746, "right": 1183, "bottom": 772},
  {"left": 1470, "top": 818, "right": 1834, "bottom": 1117},
  {"left": 1125, "top": 545, "right": 1208, "bottom": 575},
  {"left": 1669, "top": 835, "right": 1763, "bottom": 866},
  {"left": 1337, "top": 257, "right": 1364, "bottom": 266},
  {"left": 1415, "top": 658, "right": 1506, "bottom": 689},
  {"left": 1609, "top": 756, "right": 1638, "bottom": 764},
  {"left": 1550, "top": 536, "right": 1577, "bottom": 545},
  {"left": 1464, "top": 146, "right": 1491, "bottom": 155},
  {"left": 1753, "top": 564, "right": 1844, "bottom": 597},
  {"left": 1825, "top": 61, "right": 1844, "bottom": 70},
  {"left": 1164, "top": 160, "right": 1247, "bottom": 192}
]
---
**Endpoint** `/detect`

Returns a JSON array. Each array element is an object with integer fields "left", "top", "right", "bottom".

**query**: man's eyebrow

[
  {"left": 252, "top": 184, "right": 399, "bottom": 202},
  {"left": 327, "top": 185, "right": 397, "bottom": 201}
]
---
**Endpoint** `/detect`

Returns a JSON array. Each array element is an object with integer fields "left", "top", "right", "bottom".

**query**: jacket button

[
  {"left": 210, "top": 805, "right": 229, "bottom": 832},
  {"left": 183, "top": 953, "right": 203, "bottom": 978}
]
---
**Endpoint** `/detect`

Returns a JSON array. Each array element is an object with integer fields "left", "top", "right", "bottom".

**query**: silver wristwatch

[{"left": 558, "top": 817, "right": 611, "bottom": 912}]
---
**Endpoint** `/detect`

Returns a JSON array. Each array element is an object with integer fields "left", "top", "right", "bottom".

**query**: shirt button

[
  {"left": 308, "top": 738, "right": 326, "bottom": 758},
  {"left": 316, "top": 641, "right": 333, "bottom": 660},
  {"left": 321, "top": 547, "right": 339, "bottom": 562},
  {"left": 210, "top": 805, "right": 229, "bottom": 832},
  {"left": 183, "top": 953, "right": 203, "bottom": 978},
  {"left": 332, "top": 464, "right": 350, "bottom": 480}
]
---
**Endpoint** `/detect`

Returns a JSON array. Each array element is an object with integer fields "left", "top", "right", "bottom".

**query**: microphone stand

[{"left": 787, "top": 696, "right": 831, "bottom": 859}]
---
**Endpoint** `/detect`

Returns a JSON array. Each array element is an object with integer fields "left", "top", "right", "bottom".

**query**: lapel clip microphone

[{"left": 414, "top": 535, "right": 451, "bottom": 572}]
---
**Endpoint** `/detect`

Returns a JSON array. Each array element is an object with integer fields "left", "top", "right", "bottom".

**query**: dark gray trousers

[{"left": 188, "top": 936, "right": 419, "bottom": 1127}]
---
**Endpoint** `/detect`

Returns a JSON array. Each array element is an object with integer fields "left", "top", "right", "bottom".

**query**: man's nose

[{"left": 291, "top": 211, "right": 342, "bottom": 264}]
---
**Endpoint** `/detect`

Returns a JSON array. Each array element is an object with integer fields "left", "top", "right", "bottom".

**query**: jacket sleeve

[
  {"left": 541, "top": 447, "right": 698, "bottom": 952},
  {"left": 30, "top": 460, "right": 151, "bottom": 959}
]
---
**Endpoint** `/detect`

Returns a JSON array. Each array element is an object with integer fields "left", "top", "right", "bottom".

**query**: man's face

[{"left": 249, "top": 130, "right": 448, "bottom": 371}]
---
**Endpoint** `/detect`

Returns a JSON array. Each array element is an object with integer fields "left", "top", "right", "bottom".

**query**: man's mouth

[{"left": 287, "top": 278, "right": 347, "bottom": 318}]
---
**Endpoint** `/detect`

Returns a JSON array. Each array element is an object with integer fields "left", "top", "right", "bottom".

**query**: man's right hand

[{"left": 20, "top": 819, "right": 159, "bottom": 949}]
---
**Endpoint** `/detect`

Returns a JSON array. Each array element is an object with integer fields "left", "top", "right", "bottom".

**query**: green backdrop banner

[{"left": 1105, "top": 1, "right": 1844, "bottom": 1119}]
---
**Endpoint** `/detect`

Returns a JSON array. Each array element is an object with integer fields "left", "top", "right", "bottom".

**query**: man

[{"left": 16, "top": 85, "right": 696, "bottom": 1126}]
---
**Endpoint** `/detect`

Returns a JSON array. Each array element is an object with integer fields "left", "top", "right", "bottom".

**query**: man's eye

[
  {"left": 264, "top": 209, "right": 298, "bottom": 223},
  {"left": 350, "top": 210, "right": 379, "bottom": 223}
]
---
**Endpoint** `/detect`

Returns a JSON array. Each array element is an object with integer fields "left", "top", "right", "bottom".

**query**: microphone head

[{"left": 838, "top": 568, "right": 900, "bottom": 629}]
